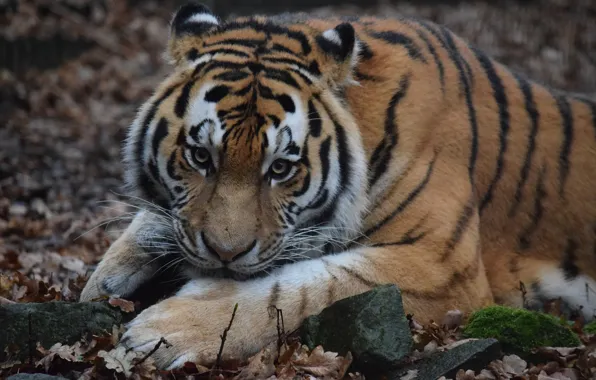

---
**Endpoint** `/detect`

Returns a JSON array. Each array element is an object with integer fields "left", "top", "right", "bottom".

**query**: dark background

[{"left": 0, "top": 0, "right": 595, "bottom": 285}]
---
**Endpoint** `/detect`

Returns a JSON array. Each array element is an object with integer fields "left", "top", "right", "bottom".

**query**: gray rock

[
  {"left": 7, "top": 374, "right": 68, "bottom": 380},
  {"left": 389, "top": 339, "right": 501, "bottom": 380},
  {"left": 0, "top": 301, "right": 123, "bottom": 361},
  {"left": 300, "top": 284, "right": 412, "bottom": 372}
]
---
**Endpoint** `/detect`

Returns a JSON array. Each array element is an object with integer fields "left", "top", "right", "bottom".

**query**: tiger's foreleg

[
  {"left": 80, "top": 211, "right": 169, "bottom": 301},
  {"left": 120, "top": 236, "right": 493, "bottom": 369}
]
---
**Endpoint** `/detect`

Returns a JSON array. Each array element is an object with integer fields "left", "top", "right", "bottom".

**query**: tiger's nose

[{"left": 200, "top": 232, "right": 257, "bottom": 262}]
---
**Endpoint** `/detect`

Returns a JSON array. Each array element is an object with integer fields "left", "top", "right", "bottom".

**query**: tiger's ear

[
  {"left": 167, "top": 2, "right": 220, "bottom": 65},
  {"left": 315, "top": 23, "right": 360, "bottom": 86}
]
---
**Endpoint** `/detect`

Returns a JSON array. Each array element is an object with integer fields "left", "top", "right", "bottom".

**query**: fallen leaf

[
  {"left": 400, "top": 369, "right": 418, "bottom": 380},
  {"left": 502, "top": 354, "right": 527, "bottom": 375},
  {"left": 235, "top": 343, "right": 276, "bottom": 380},
  {"left": 98, "top": 345, "right": 143, "bottom": 377},
  {"left": 292, "top": 345, "right": 346, "bottom": 377},
  {"left": 108, "top": 295, "right": 135, "bottom": 313}
]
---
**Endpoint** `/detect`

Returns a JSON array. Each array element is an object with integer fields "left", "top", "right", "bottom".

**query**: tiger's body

[{"left": 80, "top": 2, "right": 596, "bottom": 369}]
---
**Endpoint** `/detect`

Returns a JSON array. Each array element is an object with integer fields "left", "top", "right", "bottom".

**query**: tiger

[{"left": 80, "top": 1, "right": 596, "bottom": 369}]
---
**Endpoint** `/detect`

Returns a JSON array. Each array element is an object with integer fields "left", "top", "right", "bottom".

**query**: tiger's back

[{"left": 296, "top": 14, "right": 596, "bottom": 314}]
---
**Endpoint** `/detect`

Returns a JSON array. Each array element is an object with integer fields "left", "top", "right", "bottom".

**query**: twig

[
  {"left": 0, "top": 296, "right": 16, "bottom": 304},
  {"left": 28, "top": 312, "right": 34, "bottom": 365},
  {"left": 212, "top": 303, "right": 239, "bottom": 375},
  {"left": 519, "top": 281, "right": 528, "bottom": 309},
  {"left": 134, "top": 337, "right": 171, "bottom": 366}
]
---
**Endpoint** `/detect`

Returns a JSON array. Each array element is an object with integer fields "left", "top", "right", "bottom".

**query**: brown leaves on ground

[
  {"left": 2, "top": 319, "right": 361, "bottom": 380},
  {"left": 266, "top": 342, "right": 355, "bottom": 380},
  {"left": 0, "top": 270, "right": 86, "bottom": 303}
]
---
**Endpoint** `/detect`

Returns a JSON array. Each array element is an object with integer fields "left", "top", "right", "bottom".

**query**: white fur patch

[
  {"left": 539, "top": 268, "right": 596, "bottom": 319},
  {"left": 189, "top": 53, "right": 213, "bottom": 68},
  {"left": 186, "top": 82, "right": 225, "bottom": 166},
  {"left": 185, "top": 13, "right": 219, "bottom": 26},
  {"left": 322, "top": 29, "right": 342, "bottom": 46}
]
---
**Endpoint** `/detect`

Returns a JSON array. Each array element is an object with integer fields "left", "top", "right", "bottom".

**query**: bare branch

[
  {"left": 134, "top": 337, "right": 171, "bottom": 366},
  {"left": 212, "top": 303, "right": 239, "bottom": 375}
]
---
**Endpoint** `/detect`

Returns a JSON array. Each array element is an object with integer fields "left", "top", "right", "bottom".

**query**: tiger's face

[{"left": 124, "top": 3, "right": 369, "bottom": 277}]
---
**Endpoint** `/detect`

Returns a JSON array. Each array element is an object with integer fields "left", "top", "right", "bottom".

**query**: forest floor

[{"left": 1, "top": 1, "right": 596, "bottom": 379}]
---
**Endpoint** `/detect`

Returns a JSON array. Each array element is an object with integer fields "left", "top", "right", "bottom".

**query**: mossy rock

[
  {"left": 463, "top": 305, "right": 580, "bottom": 354},
  {"left": 584, "top": 320, "right": 596, "bottom": 334}
]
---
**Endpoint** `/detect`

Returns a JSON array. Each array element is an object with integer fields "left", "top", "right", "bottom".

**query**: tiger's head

[{"left": 124, "top": 2, "right": 368, "bottom": 278}]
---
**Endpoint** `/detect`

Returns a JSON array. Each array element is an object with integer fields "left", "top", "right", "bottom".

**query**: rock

[
  {"left": 0, "top": 301, "right": 124, "bottom": 361},
  {"left": 7, "top": 374, "right": 68, "bottom": 380},
  {"left": 389, "top": 339, "right": 501, "bottom": 380},
  {"left": 463, "top": 306, "right": 580, "bottom": 354},
  {"left": 300, "top": 284, "right": 412, "bottom": 372}
]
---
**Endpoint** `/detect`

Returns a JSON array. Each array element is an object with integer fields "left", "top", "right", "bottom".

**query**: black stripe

[
  {"left": 213, "top": 70, "right": 250, "bottom": 81},
  {"left": 261, "top": 56, "right": 309, "bottom": 71},
  {"left": 299, "top": 287, "right": 308, "bottom": 316},
  {"left": 334, "top": 117, "right": 351, "bottom": 191},
  {"left": 472, "top": 48, "right": 510, "bottom": 212},
  {"left": 369, "top": 75, "right": 410, "bottom": 187},
  {"left": 441, "top": 195, "right": 476, "bottom": 261},
  {"left": 175, "top": 80, "right": 196, "bottom": 118},
  {"left": 555, "top": 95, "right": 574, "bottom": 197},
  {"left": 365, "top": 152, "right": 437, "bottom": 237},
  {"left": 152, "top": 118, "right": 169, "bottom": 157},
  {"left": 418, "top": 22, "right": 479, "bottom": 182},
  {"left": 292, "top": 172, "right": 310, "bottom": 197},
  {"left": 372, "top": 215, "right": 429, "bottom": 247},
  {"left": 358, "top": 40, "right": 374, "bottom": 60},
  {"left": 354, "top": 71, "right": 381, "bottom": 82},
  {"left": 561, "top": 238, "right": 579, "bottom": 280},
  {"left": 369, "top": 31, "right": 426, "bottom": 62},
  {"left": 136, "top": 86, "right": 177, "bottom": 166},
  {"left": 268, "top": 281, "right": 281, "bottom": 310},
  {"left": 509, "top": 73, "right": 539, "bottom": 217},
  {"left": 287, "top": 68, "right": 314, "bottom": 86},
  {"left": 414, "top": 28, "right": 445, "bottom": 92},
  {"left": 440, "top": 27, "right": 478, "bottom": 182},
  {"left": 204, "top": 38, "right": 264, "bottom": 49},
  {"left": 308, "top": 100, "right": 322, "bottom": 137},
  {"left": 270, "top": 43, "right": 295, "bottom": 55},
  {"left": 166, "top": 151, "right": 183, "bottom": 181},
  {"left": 301, "top": 137, "right": 331, "bottom": 211},
  {"left": 134, "top": 86, "right": 177, "bottom": 203},
  {"left": 518, "top": 164, "right": 547, "bottom": 250},
  {"left": 263, "top": 68, "right": 301, "bottom": 89},
  {"left": 337, "top": 266, "right": 378, "bottom": 288}
]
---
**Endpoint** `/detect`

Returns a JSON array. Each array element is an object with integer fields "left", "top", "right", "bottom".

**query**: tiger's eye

[
  {"left": 193, "top": 147, "right": 211, "bottom": 167},
  {"left": 269, "top": 159, "right": 292, "bottom": 180}
]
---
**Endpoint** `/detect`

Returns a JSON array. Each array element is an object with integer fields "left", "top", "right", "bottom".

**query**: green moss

[
  {"left": 463, "top": 305, "right": 580, "bottom": 353},
  {"left": 584, "top": 320, "right": 596, "bottom": 334}
]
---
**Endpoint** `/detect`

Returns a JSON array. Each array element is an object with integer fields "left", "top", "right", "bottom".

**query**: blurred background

[{"left": 0, "top": 0, "right": 595, "bottom": 293}]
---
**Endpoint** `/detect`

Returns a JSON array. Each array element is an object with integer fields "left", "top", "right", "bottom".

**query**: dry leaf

[
  {"left": 292, "top": 345, "right": 345, "bottom": 377},
  {"left": 98, "top": 345, "right": 143, "bottom": 377},
  {"left": 36, "top": 341, "right": 85, "bottom": 371},
  {"left": 502, "top": 354, "right": 527, "bottom": 375},
  {"left": 235, "top": 343, "right": 276, "bottom": 380},
  {"left": 442, "top": 310, "right": 463, "bottom": 329},
  {"left": 400, "top": 369, "right": 418, "bottom": 380},
  {"left": 108, "top": 295, "right": 135, "bottom": 313}
]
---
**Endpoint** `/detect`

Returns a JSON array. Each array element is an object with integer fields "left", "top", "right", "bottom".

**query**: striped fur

[{"left": 81, "top": 2, "right": 596, "bottom": 369}]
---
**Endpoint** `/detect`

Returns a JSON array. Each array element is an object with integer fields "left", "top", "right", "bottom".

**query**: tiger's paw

[{"left": 120, "top": 295, "right": 269, "bottom": 369}]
